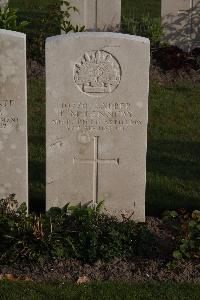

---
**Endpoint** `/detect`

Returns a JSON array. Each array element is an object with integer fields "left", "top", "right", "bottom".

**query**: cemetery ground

[
  {"left": 0, "top": 70, "right": 199, "bottom": 292},
  {"left": 0, "top": 0, "right": 200, "bottom": 298},
  {"left": 0, "top": 281, "right": 200, "bottom": 300}
]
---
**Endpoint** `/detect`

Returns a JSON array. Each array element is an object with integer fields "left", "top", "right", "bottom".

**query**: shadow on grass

[
  {"left": 28, "top": 79, "right": 46, "bottom": 213},
  {"left": 28, "top": 139, "right": 45, "bottom": 213},
  {"left": 27, "top": 79, "right": 200, "bottom": 216},
  {"left": 148, "top": 139, "right": 200, "bottom": 180},
  {"left": 146, "top": 139, "right": 200, "bottom": 215}
]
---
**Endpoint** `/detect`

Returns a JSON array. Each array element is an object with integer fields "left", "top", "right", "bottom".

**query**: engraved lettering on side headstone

[{"left": 0, "top": 29, "right": 28, "bottom": 207}]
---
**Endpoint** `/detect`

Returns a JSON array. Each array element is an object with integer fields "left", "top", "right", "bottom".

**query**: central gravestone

[
  {"left": 0, "top": 30, "right": 28, "bottom": 207},
  {"left": 46, "top": 33, "right": 150, "bottom": 221}
]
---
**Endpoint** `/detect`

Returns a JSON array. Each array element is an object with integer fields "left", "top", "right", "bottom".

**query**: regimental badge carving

[{"left": 74, "top": 50, "right": 121, "bottom": 96}]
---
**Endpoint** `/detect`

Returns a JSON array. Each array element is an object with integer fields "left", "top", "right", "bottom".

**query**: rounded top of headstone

[
  {"left": 0, "top": 29, "right": 26, "bottom": 39},
  {"left": 46, "top": 32, "right": 150, "bottom": 45}
]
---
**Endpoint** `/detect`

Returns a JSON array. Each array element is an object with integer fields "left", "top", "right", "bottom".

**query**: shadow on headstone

[{"left": 162, "top": 1, "right": 200, "bottom": 51}]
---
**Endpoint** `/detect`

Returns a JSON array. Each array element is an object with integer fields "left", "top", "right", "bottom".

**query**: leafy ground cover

[
  {"left": 28, "top": 78, "right": 200, "bottom": 215},
  {"left": 0, "top": 197, "right": 199, "bottom": 281},
  {"left": 0, "top": 281, "right": 199, "bottom": 300}
]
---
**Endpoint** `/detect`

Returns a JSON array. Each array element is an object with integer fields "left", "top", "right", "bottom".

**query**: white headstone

[
  {"left": 46, "top": 32, "right": 150, "bottom": 222},
  {"left": 62, "top": 0, "right": 121, "bottom": 32},
  {"left": 0, "top": 0, "right": 8, "bottom": 7},
  {"left": 0, "top": 30, "right": 28, "bottom": 208},
  {"left": 162, "top": 0, "right": 200, "bottom": 51}
]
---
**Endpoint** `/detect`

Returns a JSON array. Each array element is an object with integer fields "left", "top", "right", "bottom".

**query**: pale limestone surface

[
  {"left": 61, "top": 0, "right": 121, "bottom": 32},
  {"left": 46, "top": 32, "right": 150, "bottom": 222},
  {"left": 0, "top": 0, "right": 8, "bottom": 7},
  {"left": 0, "top": 30, "right": 28, "bottom": 207},
  {"left": 162, "top": 0, "right": 200, "bottom": 51}
]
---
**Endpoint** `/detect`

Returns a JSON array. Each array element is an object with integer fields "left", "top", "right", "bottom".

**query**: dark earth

[{"left": 0, "top": 217, "right": 199, "bottom": 283}]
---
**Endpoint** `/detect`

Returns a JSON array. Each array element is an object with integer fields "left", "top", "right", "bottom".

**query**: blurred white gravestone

[
  {"left": 61, "top": 0, "right": 121, "bottom": 32},
  {"left": 0, "top": 30, "right": 28, "bottom": 208},
  {"left": 0, "top": 0, "right": 8, "bottom": 7},
  {"left": 162, "top": 0, "right": 200, "bottom": 51},
  {"left": 46, "top": 32, "right": 150, "bottom": 222}
]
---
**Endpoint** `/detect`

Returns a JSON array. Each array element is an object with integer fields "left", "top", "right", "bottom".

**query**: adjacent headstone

[
  {"left": 0, "top": 30, "right": 28, "bottom": 207},
  {"left": 46, "top": 32, "right": 150, "bottom": 222},
  {"left": 162, "top": 0, "right": 200, "bottom": 51},
  {"left": 0, "top": 0, "right": 8, "bottom": 7},
  {"left": 61, "top": 0, "right": 121, "bottom": 32}
]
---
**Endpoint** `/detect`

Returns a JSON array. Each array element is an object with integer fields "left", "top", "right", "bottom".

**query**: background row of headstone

[
  {"left": 63, "top": 0, "right": 200, "bottom": 51},
  {"left": 1, "top": 0, "right": 200, "bottom": 51}
]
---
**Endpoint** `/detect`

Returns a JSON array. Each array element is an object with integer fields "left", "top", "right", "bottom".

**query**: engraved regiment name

[
  {"left": 51, "top": 50, "right": 142, "bottom": 133},
  {"left": 52, "top": 101, "right": 142, "bottom": 133}
]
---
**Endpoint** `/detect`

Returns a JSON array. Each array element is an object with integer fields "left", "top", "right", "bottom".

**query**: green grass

[
  {"left": 28, "top": 79, "right": 200, "bottom": 214},
  {"left": 28, "top": 79, "right": 45, "bottom": 212},
  {"left": 147, "top": 82, "right": 200, "bottom": 215},
  {"left": 0, "top": 281, "right": 199, "bottom": 300},
  {"left": 122, "top": 0, "right": 161, "bottom": 18}
]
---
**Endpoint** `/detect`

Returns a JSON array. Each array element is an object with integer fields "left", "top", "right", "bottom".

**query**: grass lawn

[
  {"left": 28, "top": 79, "right": 200, "bottom": 214},
  {"left": 28, "top": 79, "right": 45, "bottom": 212},
  {"left": 122, "top": 0, "right": 161, "bottom": 18},
  {"left": 0, "top": 281, "right": 199, "bottom": 300},
  {"left": 147, "top": 82, "right": 200, "bottom": 215}
]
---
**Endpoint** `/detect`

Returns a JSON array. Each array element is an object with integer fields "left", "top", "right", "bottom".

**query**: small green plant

[
  {"left": 163, "top": 209, "right": 200, "bottom": 260},
  {"left": 61, "top": 20, "right": 85, "bottom": 33},
  {"left": 122, "top": 14, "right": 163, "bottom": 48},
  {"left": 61, "top": 0, "right": 85, "bottom": 33},
  {"left": 0, "top": 4, "right": 29, "bottom": 31},
  {"left": 0, "top": 196, "right": 156, "bottom": 264},
  {"left": 24, "top": 0, "right": 84, "bottom": 64}
]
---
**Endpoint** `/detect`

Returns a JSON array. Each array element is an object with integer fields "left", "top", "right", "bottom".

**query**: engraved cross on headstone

[{"left": 73, "top": 136, "right": 119, "bottom": 207}]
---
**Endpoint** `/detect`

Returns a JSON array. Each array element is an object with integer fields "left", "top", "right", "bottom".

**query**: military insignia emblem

[{"left": 74, "top": 50, "right": 121, "bottom": 96}]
